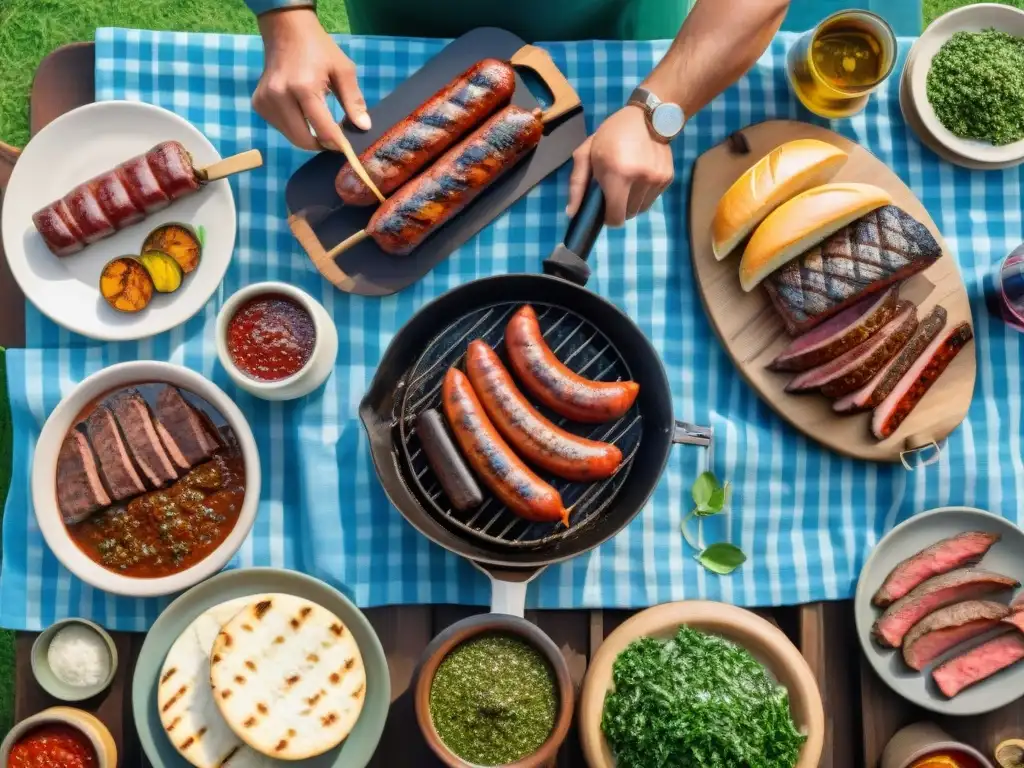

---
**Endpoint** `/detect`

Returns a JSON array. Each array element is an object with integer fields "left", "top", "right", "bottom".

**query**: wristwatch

[
  {"left": 246, "top": 0, "right": 316, "bottom": 16},
  {"left": 627, "top": 86, "right": 685, "bottom": 143}
]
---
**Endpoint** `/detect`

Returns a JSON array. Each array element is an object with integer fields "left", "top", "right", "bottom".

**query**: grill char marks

[
  {"left": 56, "top": 430, "right": 112, "bottom": 524},
  {"left": 83, "top": 404, "right": 146, "bottom": 501},
  {"left": 107, "top": 388, "right": 179, "bottom": 487}
]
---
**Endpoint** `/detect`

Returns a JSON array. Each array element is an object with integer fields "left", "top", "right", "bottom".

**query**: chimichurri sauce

[{"left": 429, "top": 634, "right": 556, "bottom": 766}]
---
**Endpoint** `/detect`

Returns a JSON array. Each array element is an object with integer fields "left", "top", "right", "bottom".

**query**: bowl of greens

[{"left": 578, "top": 600, "right": 824, "bottom": 768}]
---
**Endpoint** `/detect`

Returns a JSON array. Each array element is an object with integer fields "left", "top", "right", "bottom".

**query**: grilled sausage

[
  {"left": 465, "top": 341, "right": 623, "bottom": 481},
  {"left": 32, "top": 141, "right": 202, "bottom": 256},
  {"left": 504, "top": 305, "right": 640, "bottom": 424},
  {"left": 366, "top": 105, "right": 543, "bottom": 256},
  {"left": 415, "top": 408, "right": 484, "bottom": 512},
  {"left": 335, "top": 58, "right": 516, "bottom": 206},
  {"left": 442, "top": 368, "right": 568, "bottom": 526}
]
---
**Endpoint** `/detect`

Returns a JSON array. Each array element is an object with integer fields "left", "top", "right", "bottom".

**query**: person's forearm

[{"left": 642, "top": 0, "right": 790, "bottom": 117}]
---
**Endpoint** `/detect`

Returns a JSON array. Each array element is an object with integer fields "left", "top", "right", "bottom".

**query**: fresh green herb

[
  {"left": 682, "top": 471, "right": 746, "bottom": 575},
  {"left": 429, "top": 634, "right": 556, "bottom": 766},
  {"left": 196, "top": 224, "right": 207, "bottom": 248},
  {"left": 927, "top": 29, "right": 1024, "bottom": 146},
  {"left": 602, "top": 626, "right": 807, "bottom": 768}
]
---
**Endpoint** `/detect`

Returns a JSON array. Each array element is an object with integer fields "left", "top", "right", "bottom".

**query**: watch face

[{"left": 651, "top": 103, "right": 685, "bottom": 139}]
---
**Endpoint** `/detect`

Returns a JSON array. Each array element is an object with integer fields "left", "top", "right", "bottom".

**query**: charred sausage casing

[
  {"left": 442, "top": 367, "right": 569, "bottom": 526},
  {"left": 335, "top": 58, "right": 516, "bottom": 206},
  {"left": 505, "top": 305, "right": 640, "bottom": 424},
  {"left": 366, "top": 105, "right": 544, "bottom": 256},
  {"left": 32, "top": 140, "right": 201, "bottom": 256},
  {"left": 465, "top": 341, "right": 623, "bottom": 482}
]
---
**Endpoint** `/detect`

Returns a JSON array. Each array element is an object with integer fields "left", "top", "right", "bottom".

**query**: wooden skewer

[
  {"left": 331, "top": 131, "right": 386, "bottom": 205},
  {"left": 326, "top": 229, "right": 370, "bottom": 260},
  {"left": 196, "top": 149, "right": 264, "bottom": 182}
]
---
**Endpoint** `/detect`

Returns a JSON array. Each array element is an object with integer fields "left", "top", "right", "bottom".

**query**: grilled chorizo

[
  {"left": 335, "top": 58, "right": 516, "bottom": 206},
  {"left": 33, "top": 141, "right": 202, "bottom": 256},
  {"left": 442, "top": 368, "right": 568, "bottom": 526},
  {"left": 415, "top": 408, "right": 484, "bottom": 512},
  {"left": 366, "top": 105, "right": 543, "bottom": 256},
  {"left": 504, "top": 305, "right": 640, "bottom": 424},
  {"left": 465, "top": 341, "right": 623, "bottom": 481}
]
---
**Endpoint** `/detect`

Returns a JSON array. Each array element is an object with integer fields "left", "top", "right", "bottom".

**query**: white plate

[
  {"left": 907, "top": 3, "right": 1024, "bottom": 165},
  {"left": 1, "top": 101, "right": 236, "bottom": 341},
  {"left": 855, "top": 506, "right": 1024, "bottom": 716}
]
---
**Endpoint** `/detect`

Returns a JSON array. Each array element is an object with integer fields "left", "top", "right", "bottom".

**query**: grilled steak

[
  {"left": 57, "top": 430, "right": 111, "bottom": 524},
  {"left": 902, "top": 600, "right": 1010, "bottom": 671},
  {"left": 834, "top": 305, "right": 948, "bottom": 414},
  {"left": 153, "top": 386, "right": 216, "bottom": 468},
  {"left": 769, "top": 286, "right": 899, "bottom": 372},
  {"left": 188, "top": 403, "right": 222, "bottom": 454},
  {"left": 1013, "top": 593, "right": 1024, "bottom": 613},
  {"left": 764, "top": 205, "right": 942, "bottom": 335},
  {"left": 83, "top": 405, "right": 145, "bottom": 501},
  {"left": 107, "top": 388, "right": 178, "bottom": 487},
  {"left": 872, "top": 322, "right": 974, "bottom": 440},
  {"left": 786, "top": 302, "right": 916, "bottom": 394},
  {"left": 872, "top": 569, "right": 1019, "bottom": 648},
  {"left": 872, "top": 531, "right": 1001, "bottom": 607},
  {"left": 1006, "top": 612, "right": 1024, "bottom": 632},
  {"left": 932, "top": 633, "right": 1024, "bottom": 698}
]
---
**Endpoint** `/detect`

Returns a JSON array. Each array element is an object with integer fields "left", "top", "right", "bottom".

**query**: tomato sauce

[
  {"left": 7, "top": 724, "right": 97, "bottom": 768},
  {"left": 227, "top": 294, "right": 315, "bottom": 381}
]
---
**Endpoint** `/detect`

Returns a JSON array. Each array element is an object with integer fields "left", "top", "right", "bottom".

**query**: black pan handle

[{"left": 543, "top": 182, "right": 605, "bottom": 286}]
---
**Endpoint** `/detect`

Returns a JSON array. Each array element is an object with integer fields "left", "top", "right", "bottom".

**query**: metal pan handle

[
  {"left": 543, "top": 182, "right": 605, "bottom": 286},
  {"left": 471, "top": 561, "right": 546, "bottom": 617}
]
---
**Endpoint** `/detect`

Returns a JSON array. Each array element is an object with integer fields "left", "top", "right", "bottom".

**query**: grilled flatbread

[
  {"left": 210, "top": 594, "right": 366, "bottom": 760},
  {"left": 158, "top": 596, "right": 276, "bottom": 768}
]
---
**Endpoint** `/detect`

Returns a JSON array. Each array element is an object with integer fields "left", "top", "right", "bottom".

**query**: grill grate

[{"left": 397, "top": 301, "right": 643, "bottom": 548}]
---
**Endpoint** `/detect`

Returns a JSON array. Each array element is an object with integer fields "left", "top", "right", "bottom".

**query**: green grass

[{"left": 924, "top": 0, "right": 1024, "bottom": 24}]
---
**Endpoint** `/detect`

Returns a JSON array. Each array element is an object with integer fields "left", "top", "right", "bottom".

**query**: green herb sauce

[
  {"left": 927, "top": 30, "right": 1024, "bottom": 145},
  {"left": 429, "top": 634, "right": 557, "bottom": 766},
  {"left": 602, "top": 626, "right": 807, "bottom": 768}
]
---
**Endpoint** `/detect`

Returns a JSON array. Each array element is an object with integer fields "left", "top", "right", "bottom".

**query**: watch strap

[{"left": 247, "top": 0, "right": 316, "bottom": 16}]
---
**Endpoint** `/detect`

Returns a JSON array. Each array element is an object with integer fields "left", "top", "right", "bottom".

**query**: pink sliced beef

[
  {"left": 769, "top": 286, "right": 899, "bottom": 372},
  {"left": 83, "top": 405, "right": 146, "bottom": 501},
  {"left": 1012, "top": 593, "right": 1024, "bottom": 613},
  {"left": 872, "top": 569, "right": 1019, "bottom": 648},
  {"left": 57, "top": 430, "right": 111, "bottom": 524},
  {"left": 1006, "top": 612, "right": 1024, "bottom": 632},
  {"left": 834, "top": 305, "right": 948, "bottom": 414},
  {"left": 786, "top": 302, "right": 916, "bottom": 395},
  {"left": 902, "top": 600, "right": 1010, "bottom": 671},
  {"left": 872, "top": 531, "right": 1002, "bottom": 607},
  {"left": 107, "top": 388, "right": 178, "bottom": 487},
  {"left": 932, "top": 633, "right": 1024, "bottom": 698},
  {"left": 153, "top": 386, "right": 216, "bottom": 469}
]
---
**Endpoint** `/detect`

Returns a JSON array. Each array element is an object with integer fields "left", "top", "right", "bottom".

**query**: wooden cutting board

[{"left": 689, "top": 120, "right": 976, "bottom": 464}]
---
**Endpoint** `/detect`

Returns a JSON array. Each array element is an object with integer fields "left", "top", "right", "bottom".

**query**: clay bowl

[
  {"left": 578, "top": 600, "right": 825, "bottom": 768},
  {"left": 0, "top": 706, "right": 118, "bottom": 767},
  {"left": 414, "top": 613, "right": 575, "bottom": 768}
]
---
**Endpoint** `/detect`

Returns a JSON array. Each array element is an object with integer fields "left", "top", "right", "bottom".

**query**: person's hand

[
  {"left": 566, "top": 105, "right": 674, "bottom": 227},
  {"left": 253, "top": 8, "right": 370, "bottom": 151}
]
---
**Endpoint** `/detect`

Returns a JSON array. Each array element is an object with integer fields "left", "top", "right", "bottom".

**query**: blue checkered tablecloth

[{"left": 2, "top": 29, "right": 1022, "bottom": 631}]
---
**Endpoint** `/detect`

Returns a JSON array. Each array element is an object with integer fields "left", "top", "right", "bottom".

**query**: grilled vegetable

[
  {"left": 100, "top": 256, "right": 154, "bottom": 312},
  {"left": 139, "top": 250, "right": 183, "bottom": 293},
  {"left": 143, "top": 223, "right": 202, "bottom": 273}
]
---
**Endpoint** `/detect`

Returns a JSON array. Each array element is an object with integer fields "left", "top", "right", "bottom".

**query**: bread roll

[
  {"left": 712, "top": 139, "right": 848, "bottom": 260},
  {"left": 738, "top": 182, "right": 893, "bottom": 292}
]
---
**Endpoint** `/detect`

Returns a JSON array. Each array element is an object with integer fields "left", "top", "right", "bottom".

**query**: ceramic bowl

[
  {"left": 31, "top": 618, "right": 118, "bottom": 701},
  {"left": 578, "top": 600, "right": 824, "bottom": 768},
  {"left": 0, "top": 706, "right": 118, "bottom": 767},
  {"left": 216, "top": 281, "right": 338, "bottom": 401},
  {"left": 414, "top": 613, "right": 575, "bottom": 768},
  {"left": 32, "top": 360, "right": 261, "bottom": 597},
  {"left": 881, "top": 722, "right": 995, "bottom": 768},
  {"left": 906, "top": 3, "right": 1024, "bottom": 166}
]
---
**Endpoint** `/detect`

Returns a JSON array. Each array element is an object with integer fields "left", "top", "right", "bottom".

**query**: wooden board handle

[
  {"left": 197, "top": 149, "right": 263, "bottom": 182},
  {"left": 510, "top": 45, "right": 582, "bottom": 125}
]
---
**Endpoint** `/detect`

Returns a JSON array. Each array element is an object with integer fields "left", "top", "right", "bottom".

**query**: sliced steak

[
  {"left": 764, "top": 205, "right": 942, "bottom": 335},
  {"left": 902, "top": 600, "right": 1010, "bottom": 671},
  {"left": 786, "top": 302, "right": 916, "bottom": 395},
  {"left": 872, "top": 531, "right": 1002, "bottom": 607},
  {"left": 83, "top": 405, "right": 146, "bottom": 501},
  {"left": 107, "top": 388, "right": 178, "bottom": 487},
  {"left": 872, "top": 322, "right": 974, "bottom": 440},
  {"left": 188, "top": 403, "right": 221, "bottom": 454},
  {"left": 932, "top": 633, "right": 1024, "bottom": 698},
  {"left": 872, "top": 569, "right": 1019, "bottom": 648},
  {"left": 1013, "top": 593, "right": 1024, "bottom": 613},
  {"left": 153, "top": 386, "right": 216, "bottom": 469},
  {"left": 834, "top": 305, "right": 948, "bottom": 414},
  {"left": 1005, "top": 612, "right": 1024, "bottom": 632},
  {"left": 769, "top": 286, "right": 899, "bottom": 372},
  {"left": 57, "top": 430, "right": 111, "bottom": 524}
]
